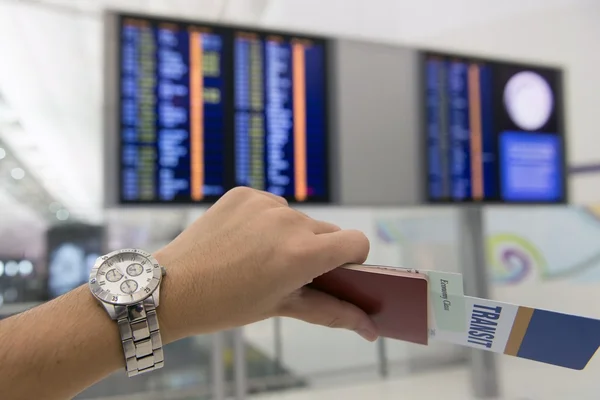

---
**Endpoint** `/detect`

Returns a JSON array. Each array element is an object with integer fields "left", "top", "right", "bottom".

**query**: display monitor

[
  {"left": 423, "top": 52, "right": 567, "bottom": 204},
  {"left": 114, "top": 13, "right": 330, "bottom": 204},
  {"left": 233, "top": 30, "right": 329, "bottom": 200},
  {"left": 46, "top": 224, "right": 105, "bottom": 299}
]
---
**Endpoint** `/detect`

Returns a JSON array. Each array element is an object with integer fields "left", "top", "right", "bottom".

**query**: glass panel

[
  {"left": 241, "top": 319, "right": 307, "bottom": 394},
  {"left": 282, "top": 320, "right": 380, "bottom": 383},
  {"left": 243, "top": 319, "right": 380, "bottom": 392},
  {"left": 371, "top": 208, "right": 467, "bottom": 375}
]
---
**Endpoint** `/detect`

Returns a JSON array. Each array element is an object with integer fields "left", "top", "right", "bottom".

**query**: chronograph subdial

[
  {"left": 126, "top": 263, "right": 143, "bottom": 277},
  {"left": 106, "top": 269, "right": 124, "bottom": 282},
  {"left": 120, "top": 279, "right": 138, "bottom": 294}
]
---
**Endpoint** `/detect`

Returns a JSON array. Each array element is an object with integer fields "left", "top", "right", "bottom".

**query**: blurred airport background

[{"left": 1, "top": 0, "right": 600, "bottom": 399}]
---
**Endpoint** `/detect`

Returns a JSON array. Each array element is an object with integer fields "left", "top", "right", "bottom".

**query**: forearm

[
  {"left": 0, "top": 285, "right": 125, "bottom": 399},
  {"left": 0, "top": 255, "right": 184, "bottom": 400}
]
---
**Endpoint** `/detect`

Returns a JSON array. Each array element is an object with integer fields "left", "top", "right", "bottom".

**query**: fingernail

[{"left": 356, "top": 328, "right": 378, "bottom": 342}]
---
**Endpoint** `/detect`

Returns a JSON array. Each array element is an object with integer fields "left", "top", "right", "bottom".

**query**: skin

[{"left": 0, "top": 187, "right": 378, "bottom": 400}]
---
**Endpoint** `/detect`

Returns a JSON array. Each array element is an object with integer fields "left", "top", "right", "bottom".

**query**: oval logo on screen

[{"left": 503, "top": 71, "right": 554, "bottom": 131}]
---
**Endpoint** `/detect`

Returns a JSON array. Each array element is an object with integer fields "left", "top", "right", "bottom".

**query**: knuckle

[
  {"left": 282, "top": 238, "right": 310, "bottom": 263},
  {"left": 270, "top": 193, "right": 289, "bottom": 206},
  {"left": 268, "top": 206, "right": 305, "bottom": 225},
  {"left": 325, "top": 316, "right": 343, "bottom": 329},
  {"left": 275, "top": 292, "right": 300, "bottom": 316},
  {"left": 247, "top": 193, "right": 270, "bottom": 209},
  {"left": 278, "top": 234, "right": 316, "bottom": 267},
  {"left": 264, "top": 208, "right": 314, "bottom": 263},
  {"left": 227, "top": 186, "right": 256, "bottom": 200}
]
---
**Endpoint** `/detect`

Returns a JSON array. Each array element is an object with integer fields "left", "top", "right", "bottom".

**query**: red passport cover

[{"left": 309, "top": 265, "right": 429, "bottom": 345}]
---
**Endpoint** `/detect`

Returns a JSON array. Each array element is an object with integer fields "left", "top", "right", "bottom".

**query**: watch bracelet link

[{"left": 116, "top": 297, "right": 164, "bottom": 377}]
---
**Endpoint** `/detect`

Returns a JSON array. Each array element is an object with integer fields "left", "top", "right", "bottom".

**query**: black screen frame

[
  {"left": 111, "top": 11, "right": 332, "bottom": 206},
  {"left": 419, "top": 50, "right": 568, "bottom": 205}
]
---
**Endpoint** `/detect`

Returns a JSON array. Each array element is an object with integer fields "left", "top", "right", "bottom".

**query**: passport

[
  {"left": 310, "top": 264, "right": 429, "bottom": 345},
  {"left": 310, "top": 263, "right": 600, "bottom": 370}
]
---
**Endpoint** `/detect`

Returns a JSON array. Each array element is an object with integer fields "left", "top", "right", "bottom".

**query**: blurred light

[
  {"left": 0, "top": 147, "right": 5, "bottom": 160},
  {"left": 4, "top": 288, "right": 17, "bottom": 302},
  {"left": 49, "top": 202, "right": 62, "bottom": 213},
  {"left": 0, "top": 261, "right": 4, "bottom": 277},
  {"left": 5, "top": 261, "right": 19, "bottom": 277},
  {"left": 18, "top": 260, "right": 33, "bottom": 276},
  {"left": 10, "top": 167, "right": 25, "bottom": 180},
  {"left": 56, "top": 209, "right": 70, "bottom": 221}
]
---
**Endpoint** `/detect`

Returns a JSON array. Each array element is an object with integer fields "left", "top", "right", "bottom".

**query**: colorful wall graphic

[
  {"left": 375, "top": 205, "right": 600, "bottom": 286},
  {"left": 487, "top": 206, "right": 600, "bottom": 285}
]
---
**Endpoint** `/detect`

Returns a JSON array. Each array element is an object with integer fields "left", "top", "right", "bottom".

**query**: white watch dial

[
  {"left": 89, "top": 249, "right": 162, "bottom": 305},
  {"left": 503, "top": 71, "right": 554, "bottom": 131}
]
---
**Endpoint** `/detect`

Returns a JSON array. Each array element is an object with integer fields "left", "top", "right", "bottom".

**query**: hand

[{"left": 154, "top": 187, "right": 378, "bottom": 342}]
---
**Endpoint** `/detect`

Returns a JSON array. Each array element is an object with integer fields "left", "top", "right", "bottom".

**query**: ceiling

[{"left": 0, "top": 0, "right": 592, "bottom": 229}]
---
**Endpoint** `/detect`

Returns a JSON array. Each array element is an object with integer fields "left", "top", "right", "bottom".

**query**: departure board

[
  {"left": 423, "top": 52, "right": 566, "bottom": 203},
  {"left": 115, "top": 13, "right": 330, "bottom": 204},
  {"left": 233, "top": 32, "right": 328, "bottom": 201}
]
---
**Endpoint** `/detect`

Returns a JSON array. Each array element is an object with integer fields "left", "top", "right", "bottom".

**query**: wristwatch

[{"left": 89, "top": 249, "right": 166, "bottom": 377}]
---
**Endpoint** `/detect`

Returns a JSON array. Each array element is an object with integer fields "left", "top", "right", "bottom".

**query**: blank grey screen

[{"left": 330, "top": 39, "right": 423, "bottom": 206}]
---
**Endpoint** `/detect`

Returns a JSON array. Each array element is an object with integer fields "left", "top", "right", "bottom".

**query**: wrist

[{"left": 153, "top": 250, "right": 190, "bottom": 344}]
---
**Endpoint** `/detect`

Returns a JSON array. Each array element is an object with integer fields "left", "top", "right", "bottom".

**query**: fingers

[
  {"left": 280, "top": 209, "right": 341, "bottom": 234},
  {"left": 221, "top": 187, "right": 287, "bottom": 206},
  {"left": 219, "top": 188, "right": 341, "bottom": 234},
  {"left": 311, "top": 229, "right": 370, "bottom": 272},
  {"left": 308, "top": 219, "right": 341, "bottom": 234},
  {"left": 278, "top": 287, "right": 378, "bottom": 341},
  {"left": 214, "top": 187, "right": 287, "bottom": 217}
]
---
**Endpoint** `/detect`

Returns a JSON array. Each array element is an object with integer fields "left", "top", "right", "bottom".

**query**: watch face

[
  {"left": 503, "top": 71, "right": 554, "bottom": 131},
  {"left": 89, "top": 249, "right": 162, "bottom": 305}
]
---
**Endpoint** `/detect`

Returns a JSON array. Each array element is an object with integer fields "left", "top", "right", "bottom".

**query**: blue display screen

[
  {"left": 233, "top": 32, "right": 328, "bottom": 201},
  {"left": 117, "top": 14, "right": 330, "bottom": 204},
  {"left": 424, "top": 53, "right": 566, "bottom": 203},
  {"left": 499, "top": 132, "right": 562, "bottom": 201}
]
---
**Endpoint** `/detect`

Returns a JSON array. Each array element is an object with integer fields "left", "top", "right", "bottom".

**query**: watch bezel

[{"left": 89, "top": 248, "right": 162, "bottom": 306}]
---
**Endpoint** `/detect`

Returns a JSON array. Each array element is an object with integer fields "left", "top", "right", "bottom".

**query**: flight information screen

[
  {"left": 116, "top": 14, "right": 330, "bottom": 204},
  {"left": 423, "top": 52, "right": 566, "bottom": 203},
  {"left": 233, "top": 31, "right": 328, "bottom": 201}
]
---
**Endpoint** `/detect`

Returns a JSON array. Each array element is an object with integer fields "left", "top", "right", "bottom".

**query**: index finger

[{"left": 309, "top": 229, "right": 370, "bottom": 275}]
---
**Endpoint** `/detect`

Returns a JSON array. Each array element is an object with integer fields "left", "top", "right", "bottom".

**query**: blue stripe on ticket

[{"left": 516, "top": 309, "right": 600, "bottom": 370}]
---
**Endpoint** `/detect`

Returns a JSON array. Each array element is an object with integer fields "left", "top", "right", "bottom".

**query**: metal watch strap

[{"left": 117, "top": 297, "right": 164, "bottom": 377}]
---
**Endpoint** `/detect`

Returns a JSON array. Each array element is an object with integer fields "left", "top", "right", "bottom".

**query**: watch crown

[{"left": 161, "top": 266, "right": 167, "bottom": 276}]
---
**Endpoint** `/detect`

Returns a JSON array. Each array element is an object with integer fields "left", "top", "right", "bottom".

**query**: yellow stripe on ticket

[{"left": 504, "top": 306, "right": 534, "bottom": 356}]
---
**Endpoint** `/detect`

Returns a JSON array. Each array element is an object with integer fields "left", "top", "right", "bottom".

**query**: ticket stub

[{"left": 425, "top": 273, "right": 600, "bottom": 370}]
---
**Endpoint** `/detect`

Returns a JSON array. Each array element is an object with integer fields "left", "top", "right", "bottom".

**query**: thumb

[{"left": 277, "top": 287, "right": 379, "bottom": 342}]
